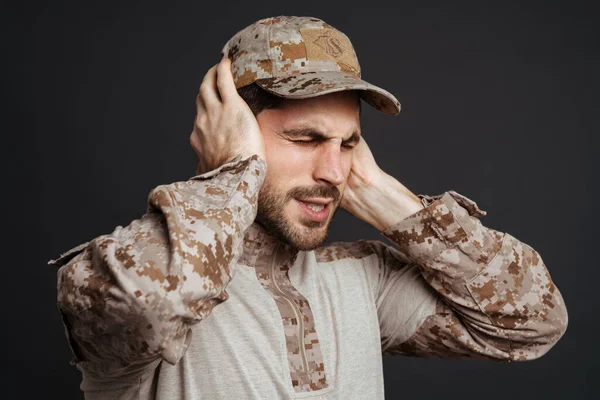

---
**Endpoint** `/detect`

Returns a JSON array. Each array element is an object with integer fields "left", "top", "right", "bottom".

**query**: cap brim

[{"left": 255, "top": 71, "right": 401, "bottom": 115}]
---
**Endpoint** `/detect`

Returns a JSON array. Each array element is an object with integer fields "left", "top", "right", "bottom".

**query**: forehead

[{"left": 273, "top": 91, "right": 361, "bottom": 133}]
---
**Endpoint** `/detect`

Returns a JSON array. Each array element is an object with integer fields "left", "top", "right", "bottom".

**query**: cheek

[
  {"left": 264, "top": 140, "right": 313, "bottom": 180},
  {"left": 341, "top": 152, "right": 353, "bottom": 178},
  {"left": 336, "top": 153, "right": 353, "bottom": 193}
]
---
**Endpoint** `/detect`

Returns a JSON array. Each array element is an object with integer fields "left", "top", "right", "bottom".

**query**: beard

[{"left": 255, "top": 178, "right": 342, "bottom": 251}]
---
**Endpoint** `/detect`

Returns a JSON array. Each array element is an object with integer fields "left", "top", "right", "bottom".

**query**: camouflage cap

[{"left": 221, "top": 16, "right": 401, "bottom": 115}]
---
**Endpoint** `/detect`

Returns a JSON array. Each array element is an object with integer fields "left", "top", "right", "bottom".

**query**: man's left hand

[{"left": 340, "top": 136, "right": 424, "bottom": 231}]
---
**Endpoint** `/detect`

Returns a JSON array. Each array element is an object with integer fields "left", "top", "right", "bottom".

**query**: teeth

[{"left": 305, "top": 202, "right": 325, "bottom": 212}]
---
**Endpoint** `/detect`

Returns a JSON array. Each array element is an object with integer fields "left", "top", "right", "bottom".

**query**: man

[{"left": 49, "top": 16, "right": 568, "bottom": 399}]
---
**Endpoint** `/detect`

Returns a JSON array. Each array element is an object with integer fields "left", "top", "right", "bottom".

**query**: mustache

[{"left": 287, "top": 185, "right": 341, "bottom": 203}]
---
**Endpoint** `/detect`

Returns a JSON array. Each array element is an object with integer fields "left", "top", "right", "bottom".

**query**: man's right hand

[{"left": 190, "top": 57, "right": 266, "bottom": 175}]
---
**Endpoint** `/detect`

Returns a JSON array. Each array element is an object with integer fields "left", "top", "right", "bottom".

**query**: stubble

[{"left": 255, "top": 179, "right": 341, "bottom": 251}]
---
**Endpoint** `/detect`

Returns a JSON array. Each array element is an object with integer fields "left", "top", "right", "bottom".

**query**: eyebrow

[{"left": 281, "top": 127, "right": 361, "bottom": 146}]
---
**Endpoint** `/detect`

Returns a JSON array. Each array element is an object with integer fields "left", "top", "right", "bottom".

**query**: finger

[
  {"left": 199, "top": 64, "right": 221, "bottom": 106},
  {"left": 195, "top": 91, "right": 206, "bottom": 113},
  {"left": 216, "top": 58, "right": 238, "bottom": 103}
]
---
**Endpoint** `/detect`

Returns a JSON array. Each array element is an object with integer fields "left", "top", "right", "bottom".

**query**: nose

[{"left": 313, "top": 142, "right": 345, "bottom": 187}]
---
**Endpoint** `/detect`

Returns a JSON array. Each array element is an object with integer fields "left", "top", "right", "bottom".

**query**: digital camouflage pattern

[
  {"left": 380, "top": 190, "right": 568, "bottom": 359},
  {"left": 50, "top": 154, "right": 267, "bottom": 373},
  {"left": 50, "top": 157, "right": 568, "bottom": 397},
  {"left": 239, "top": 231, "right": 328, "bottom": 391},
  {"left": 221, "top": 16, "right": 401, "bottom": 115}
]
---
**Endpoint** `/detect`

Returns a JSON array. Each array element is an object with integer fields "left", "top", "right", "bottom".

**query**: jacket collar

[{"left": 239, "top": 222, "right": 298, "bottom": 267}]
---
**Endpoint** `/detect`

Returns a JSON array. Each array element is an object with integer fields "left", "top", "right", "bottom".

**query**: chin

[
  {"left": 256, "top": 211, "right": 331, "bottom": 251},
  {"left": 289, "top": 222, "right": 329, "bottom": 251}
]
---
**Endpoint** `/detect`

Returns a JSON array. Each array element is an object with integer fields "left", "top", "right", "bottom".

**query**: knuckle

[
  {"left": 196, "top": 114, "right": 208, "bottom": 127},
  {"left": 200, "top": 80, "right": 212, "bottom": 92}
]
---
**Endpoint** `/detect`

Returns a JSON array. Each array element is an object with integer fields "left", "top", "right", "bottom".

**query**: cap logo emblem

[
  {"left": 300, "top": 28, "right": 360, "bottom": 76},
  {"left": 313, "top": 35, "right": 344, "bottom": 58}
]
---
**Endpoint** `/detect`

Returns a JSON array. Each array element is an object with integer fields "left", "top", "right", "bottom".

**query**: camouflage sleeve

[
  {"left": 48, "top": 154, "right": 266, "bottom": 376},
  {"left": 376, "top": 190, "right": 568, "bottom": 361}
]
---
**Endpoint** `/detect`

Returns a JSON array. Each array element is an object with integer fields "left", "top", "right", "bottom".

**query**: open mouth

[
  {"left": 295, "top": 199, "right": 332, "bottom": 223},
  {"left": 303, "top": 202, "right": 325, "bottom": 212}
]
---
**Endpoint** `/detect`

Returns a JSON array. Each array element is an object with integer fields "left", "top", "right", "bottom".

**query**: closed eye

[
  {"left": 292, "top": 140, "right": 355, "bottom": 149},
  {"left": 293, "top": 140, "right": 317, "bottom": 145}
]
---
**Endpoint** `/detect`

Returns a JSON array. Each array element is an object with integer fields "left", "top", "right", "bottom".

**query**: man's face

[{"left": 255, "top": 91, "right": 361, "bottom": 251}]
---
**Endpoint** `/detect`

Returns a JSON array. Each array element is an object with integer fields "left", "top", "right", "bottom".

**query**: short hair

[
  {"left": 237, "top": 83, "right": 285, "bottom": 116},
  {"left": 237, "top": 83, "right": 362, "bottom": 117}
]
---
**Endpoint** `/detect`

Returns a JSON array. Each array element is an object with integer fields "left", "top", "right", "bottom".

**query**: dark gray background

[{"left": 7, "top": 0, "right": 597, "bottom": 398}]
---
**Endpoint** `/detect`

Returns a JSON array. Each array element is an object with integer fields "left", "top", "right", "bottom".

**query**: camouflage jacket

[{"left": 49, "top": 154, "right": 568, "bottom": 399}]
